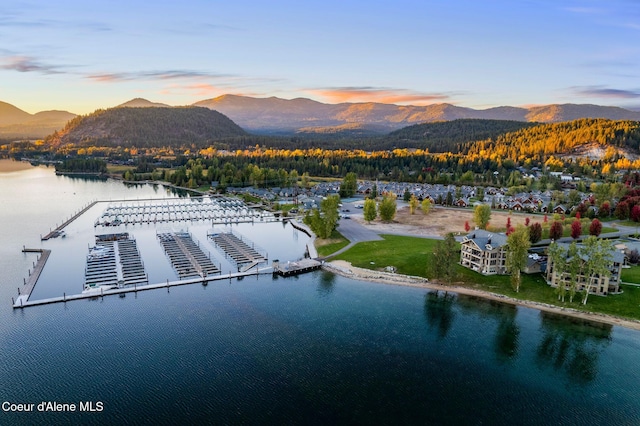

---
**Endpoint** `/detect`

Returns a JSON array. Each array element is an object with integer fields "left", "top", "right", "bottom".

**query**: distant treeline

[{"left": 55, "top": 158, "right": 107, "bottom": 174}]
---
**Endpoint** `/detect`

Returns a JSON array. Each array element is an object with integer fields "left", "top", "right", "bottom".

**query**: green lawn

[
  {"left": 334, "top": 234, "right": 640, "bottom": 321},
  {"left": 315, "top": 230, "right": 350, "bottom": 257},
  {"left": 621, "top": 266, "right": 640, "bottom": 283}
]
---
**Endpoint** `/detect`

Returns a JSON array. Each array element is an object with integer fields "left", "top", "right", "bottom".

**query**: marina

[{"left": 13, "top": 188, "right": 312, "bottom": 309}]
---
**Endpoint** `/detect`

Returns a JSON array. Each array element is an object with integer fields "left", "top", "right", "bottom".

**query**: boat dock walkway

[
  {"left": 16, "top": 248, "right": 51, "bottom": 305},
  {"left": 42, "top": 201, "right": 98, "bottom": 240},
  {"left": 12, "top": 267, "right": 272, "bottom": 309}
]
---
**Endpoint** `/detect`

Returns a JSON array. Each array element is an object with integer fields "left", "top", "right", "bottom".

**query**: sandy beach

[{"left": 324, "top": 260, "right": 640, "bottom": 331}]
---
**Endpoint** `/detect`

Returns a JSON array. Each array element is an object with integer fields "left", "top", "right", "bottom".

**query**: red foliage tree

[
  {"left": 599, "top": 201, "right": 610, "bottom": 218},
  {"left": 589, "top": 219, "right": 603, "bottom": 236},
  {"left": 464, "top": 221, "right": 471, "bottom": 232},
  {"left": 506, "top": 217, "right": 511, "bottom": 230},
  {"left": 615, "top": 201, "right": 630, "bottom": 220},
  {"left": 549, "top": 221, "right": 564, "bottom": 241},
  {"left": 576, "top": 211, "right": 581, "bottom": 219},
  {"left": 529, "top": 222, "right": 542, "bottom": 243},
  {"left": 525, "top": 217, "right": 530, "bottom": 226},
  {"left": 571, "top": 219, "right": 582, "bottom": 239},
  {"left": 631, "top": 205, "right": 640, "bottom": 222}
]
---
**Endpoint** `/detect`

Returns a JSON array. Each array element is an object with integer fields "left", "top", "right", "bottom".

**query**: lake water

[{"left": 1, "top": 160, "right": 639, "bottom": 425}]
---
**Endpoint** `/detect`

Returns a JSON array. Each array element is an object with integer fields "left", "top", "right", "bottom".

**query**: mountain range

[{"left": 2, "top": 95, "right": 640, "bottom": 139}]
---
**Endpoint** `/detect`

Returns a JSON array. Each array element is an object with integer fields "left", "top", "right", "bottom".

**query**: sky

[{"left": 1, "top": 0, "right": 640, "bottom": 114}]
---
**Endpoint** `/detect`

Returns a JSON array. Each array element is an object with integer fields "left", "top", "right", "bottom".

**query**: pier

[
  {"left": 42, "top": 201, "right": 98, "bottom": 240},
  {"left": 16, "top": 249, "right": 51, "bottom": 306},
  {"left": 13, "top": 268, "right": 273, "bottom": 309}
]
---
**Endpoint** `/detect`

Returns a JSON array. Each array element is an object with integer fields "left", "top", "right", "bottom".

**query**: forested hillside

[
  {"left": 384, "top": 119, "right": 538, "bottom": 152},
  {"left": 46, "top": 107, "right": 247, "bottom": 148},
  {"left": 467, "top": 118, "right": 640, "bottom": 161}
]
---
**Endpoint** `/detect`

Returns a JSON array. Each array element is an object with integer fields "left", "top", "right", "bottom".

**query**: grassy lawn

[
  {"left": 335, "top": 234, "right": 640, "bottom": 321},
  {"left": 316, "top": 230, "right": 350, "bottom": 257},
  {"left": 621, "top": 266, "right": 640, "bottom": 283}
]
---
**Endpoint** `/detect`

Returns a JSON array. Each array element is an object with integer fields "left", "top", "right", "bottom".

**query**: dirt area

[{"left": 352, "top": 205, "right": 539, "bottom": 237}]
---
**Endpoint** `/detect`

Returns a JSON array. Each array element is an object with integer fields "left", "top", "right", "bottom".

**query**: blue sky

[{"left": 1, "top": 0, "right": 639, "bottom": 114}]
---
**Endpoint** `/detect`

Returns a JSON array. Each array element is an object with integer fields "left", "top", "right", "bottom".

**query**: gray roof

[{"left": 463, "top": 229, "right": 508, "bottom": 250}]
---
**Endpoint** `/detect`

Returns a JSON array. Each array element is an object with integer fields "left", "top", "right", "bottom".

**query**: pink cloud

[{"left": 308, "top": 87, "right": 451, "bottom": 105}]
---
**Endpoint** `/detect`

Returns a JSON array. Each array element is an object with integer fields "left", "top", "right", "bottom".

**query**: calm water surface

[{"left": 1, "top": 160, "right": 639, "bottom": 425}]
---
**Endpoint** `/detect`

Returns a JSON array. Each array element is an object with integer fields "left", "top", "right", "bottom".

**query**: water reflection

[
  {"left": 456, "top": 295, "right": 520, "bottom": 362},
  {"left": 424, "top": 290, "right": 456, "bottom": 339},
  {"left": 536, "top": 311, "right": 612, "bottom": 386},
  {"left": 316, "top": 270, "right": 336, "bottom": 296}
]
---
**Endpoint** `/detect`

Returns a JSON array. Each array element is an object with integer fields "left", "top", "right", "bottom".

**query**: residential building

[
  {"left": 460, "top": 230, "right": 508, "bottom": 275},
  {"left": 545, "top": 243, "right": 625, "bottom": 296}
]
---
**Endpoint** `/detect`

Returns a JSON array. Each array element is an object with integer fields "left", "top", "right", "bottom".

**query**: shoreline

[{"left": 323, "top": 260, "right": 640, "bottom": 332}]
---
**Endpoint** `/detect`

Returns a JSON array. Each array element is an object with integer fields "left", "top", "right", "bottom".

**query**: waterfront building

[
  {"left": 545, "top": 243, "right": 625, "bottom": 296},
  {"left": 460, "top": 229, "right": 508, "bottom": 275}
]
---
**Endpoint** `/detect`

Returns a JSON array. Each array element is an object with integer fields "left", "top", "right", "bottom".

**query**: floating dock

[
  {"left": 273, "top": 258, "right": 322, "bottom": 277},
  {"left": 208, "top": 230, "right": 267, "bottom": 269},
  {"left": 95, "top": 197, "right": 275, "bottom": 227},
  {"left": 157, "top": 232, "right": 220, "bottom": 278},
  {"left": 84, "top": 233, "right": 148, "bottom": 291}
]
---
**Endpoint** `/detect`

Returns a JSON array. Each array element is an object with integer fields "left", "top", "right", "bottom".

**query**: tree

[
  {"left": 589, "top": 219, "right": 602, "bottom": 236},
  {"left": 547, "top": 242, "right": 567, "bottom": 302},
  {"left": 363, "top": 198, "right": 377, "bottom": 222},
  {"left": 566, "top": 242, "right": 581, "bottom": 303},
  {"left": 369, "top": 183, "right": 378, "bottom": 199},
  {"left": 580, "top": 236, "right": 613, "bottom": 305},
  {"left": 432, "top": 233, "right": 458, "bottom": 284},
  {"left": 421, "top": 198, "right": 432, "bottom": 214},
  {"left": 339, "top": 172, "right": 357, "bottom": 198},
  {"left": 464, "top": 221, "right": 471, "bottom": 232},
  {"left": 631, "top": 205, "right": 640, "bottom": 222},
  {"left": 409, "top": 195, "right": 419, "bottom": 214},
  {"left": 403, "top": 188, "right": 411, "bottom": 202},
  {"left": 529, "top": 222, "right": 542, "bottom": 243},
  {"left": 549, "top": 221, "right": 564, "bottom": 241},
  {"left": 303, "top": 195, "right": 340, "bottom": 239},
  {"left": 571, "top": 219, "right": 582, "bottom": 239},
  {"left": 473, "top": 204, "right": 491, "bottom": 230},
  {"left": 615, "top": 201, "right": 630, "bottom": 220},
  {"left": 379, "top": 195, "right": 397, "bottom": 222},
  {"left": 506, "top": 225, "right": 530, "bottom": 293}
]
